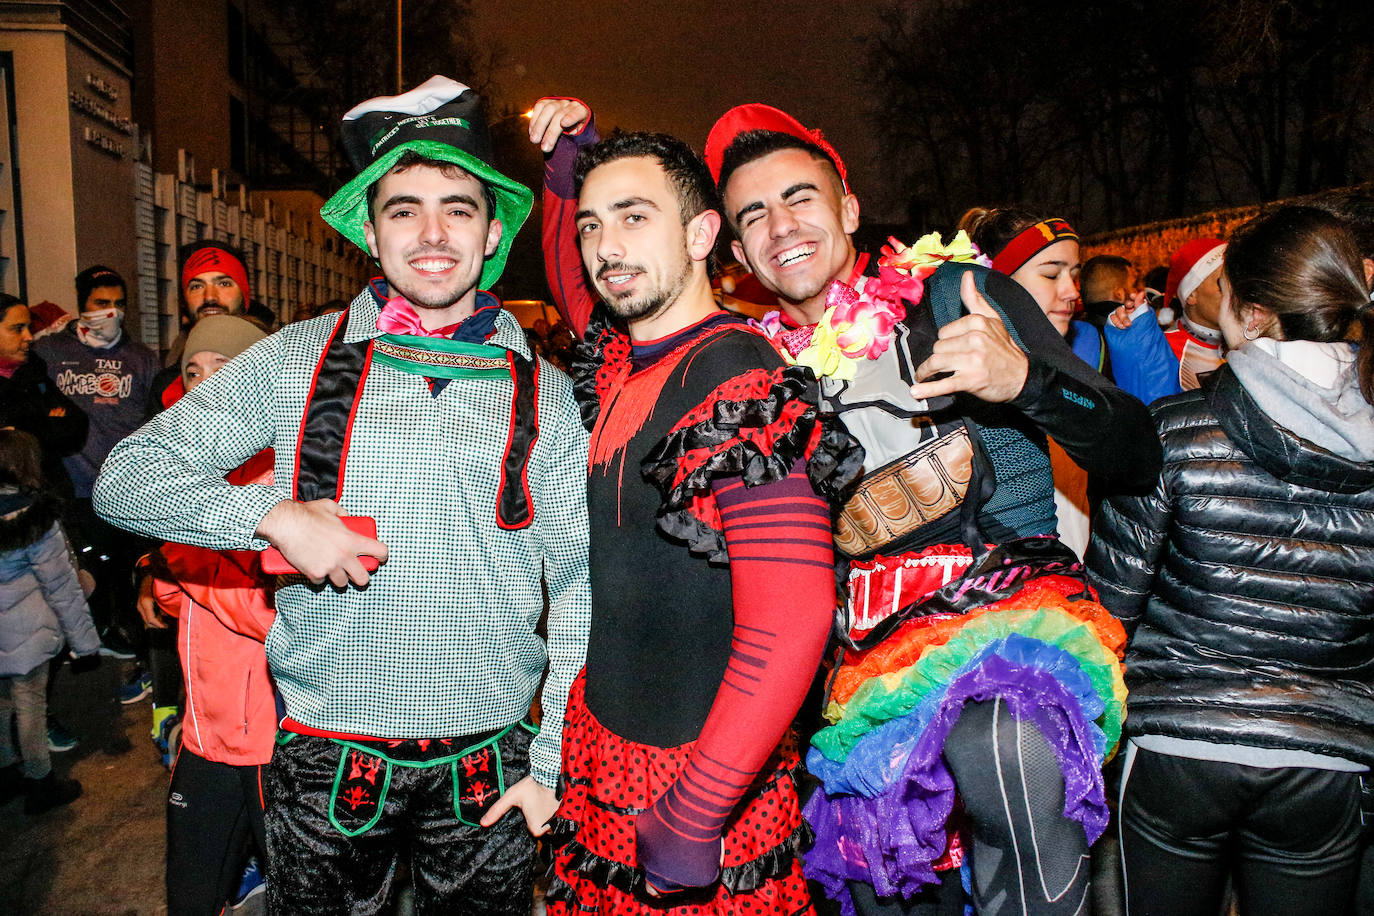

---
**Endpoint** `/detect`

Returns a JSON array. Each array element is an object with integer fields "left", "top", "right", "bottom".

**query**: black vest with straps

[{"left": 292, "top": 309, "right": 539, "bottom": 530}]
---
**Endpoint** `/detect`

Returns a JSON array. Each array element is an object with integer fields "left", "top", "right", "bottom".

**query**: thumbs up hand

[{"left": 909, "top": 270, "right": 1030, "bottom": 404}]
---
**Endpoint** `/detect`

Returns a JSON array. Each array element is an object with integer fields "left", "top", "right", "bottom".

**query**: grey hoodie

[{"left": 1227, "top": 340, "right": 1374, "bottom": 464}]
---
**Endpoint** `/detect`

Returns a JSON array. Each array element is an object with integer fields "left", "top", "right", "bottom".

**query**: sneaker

[
  {"left": 152, "top": 707, "right": 181, "bottom": 769},
  {"left": 150, "top": 704, "right": 179, "bottom": 741},
  {"left": 97, "top": 627, "right": 137, "bottom": 660},
  {"left": 23, "top": 772, "right": 82, "bottom": 814},
  {"left": 118, "top": 668, "right": 152, "bottom": 705},
  {"left": 231, "top": 856, "right": 266, "bottom": 909},
  {"left": 46, "top": 719, "right": 78, "bottom": 753}
]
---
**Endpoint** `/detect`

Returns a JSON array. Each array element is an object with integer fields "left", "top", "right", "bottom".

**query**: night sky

[{"left": 469, "top": 1, "right": 898, "bottom": 221}]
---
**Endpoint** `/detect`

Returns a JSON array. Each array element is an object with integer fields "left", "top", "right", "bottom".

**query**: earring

[{"left": 1243, "top": 324, "right": 1261, "bottom": 341}]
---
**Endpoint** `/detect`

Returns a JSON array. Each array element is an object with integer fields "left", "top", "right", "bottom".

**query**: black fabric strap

[
  {"left": 497, "top": 354, "right": 538, "bottom": 530},
  {"left": 295, "top": 313, "right": 370, "bottom": 503},
  {"left": 293, "top": 310, "right": 540, "bottom": 530}
]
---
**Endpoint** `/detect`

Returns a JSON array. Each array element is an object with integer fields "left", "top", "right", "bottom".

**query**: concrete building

[{"left": 0, "top": 0, "right": 368, "bottom": 351}]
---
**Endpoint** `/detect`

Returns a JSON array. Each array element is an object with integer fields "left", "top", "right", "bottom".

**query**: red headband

[
  {"left": 990, "top": 218, "right": 1078, "bottom": 276},
  {"left": 181, "top": 246, "right": 251, "bottom": 305}
]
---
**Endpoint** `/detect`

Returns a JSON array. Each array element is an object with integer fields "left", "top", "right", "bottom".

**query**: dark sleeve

[
  {"left": 541, "top": 109, "right": 600, "bottom": 340},
  {"left": 21, "top": 361, "right": 88, "bottom": 457},
  {"left": 135, "top": 344, "right": 161, "bottom": 422},
  {"left": 984, "top": 270, "right": 1163, "bottom": 488},
  {"left": 148, "top": 365, "right": 180, "bottom": 416},
  {"left": 1083, "top": 408, "right": 1175, "bottom": 639}
]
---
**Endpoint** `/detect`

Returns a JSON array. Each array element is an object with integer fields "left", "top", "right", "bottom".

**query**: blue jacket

[{"left": 1068, "top": 311, "right": 1181, "bottom": 406}]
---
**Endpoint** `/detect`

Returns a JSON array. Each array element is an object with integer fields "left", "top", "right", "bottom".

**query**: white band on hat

[
  {"left": 1178, "top": 244, "right": 1226, "bottom": 304},
  {"left": 343, "top": 75, "right": 472, "bottom": 122}
]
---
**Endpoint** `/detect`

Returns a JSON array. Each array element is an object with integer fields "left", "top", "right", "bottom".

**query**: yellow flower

[
  {"left": 794, "top": 308, "right": 858, "bottom": 381},
  {"left": 881, "top": 230, "right": 987, "bottom": 280}
]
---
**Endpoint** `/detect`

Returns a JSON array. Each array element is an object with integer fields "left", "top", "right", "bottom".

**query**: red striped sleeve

[{"left": 636, "top": 459, "right": 834, "bottom": 892}]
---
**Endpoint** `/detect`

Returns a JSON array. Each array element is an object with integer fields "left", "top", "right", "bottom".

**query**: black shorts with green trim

[{"left": 263, "top": 721, "right": 540, "bottom": 916}]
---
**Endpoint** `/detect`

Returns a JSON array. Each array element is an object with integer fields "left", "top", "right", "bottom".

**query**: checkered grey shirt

[{"left": 94, "top": 287, "right": 590, "bottom": 788}]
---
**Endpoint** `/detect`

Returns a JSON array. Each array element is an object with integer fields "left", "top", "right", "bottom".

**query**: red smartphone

[{"left": 260, "top": 516, "right": 382, "bottom": 575}]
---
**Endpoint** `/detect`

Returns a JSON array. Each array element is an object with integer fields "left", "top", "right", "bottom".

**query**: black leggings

[
  {"left": 1119, "top": 745, "right": 1362, "bottom": 916},
  {"left": 945, "top": 698, "right": 1092, "bottom": 915},
  {"left": 850, "top": 698, "right": 1093, "bottom": 916},
  {"left": 166, "top": 748, "right": 266, "bottom": 916}
]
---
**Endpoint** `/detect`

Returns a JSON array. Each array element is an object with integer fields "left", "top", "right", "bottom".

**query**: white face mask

[
  {"left": 76, "top": 307, "right": 123, "bottom": 348},
  {"left": 1156, "top": 306, "right": 1176, "bottom": 328}
]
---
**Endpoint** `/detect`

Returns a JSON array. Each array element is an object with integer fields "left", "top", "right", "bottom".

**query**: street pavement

[{"left": 0, "top": 657, "right": 264, "bottom": 915}]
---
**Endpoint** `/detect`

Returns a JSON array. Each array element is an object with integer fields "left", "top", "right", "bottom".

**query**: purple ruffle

[
  {"left": 810, "top": 635, "right": 1106, "bottom": 798},
  {"left": 803, "top": 653, "right": 1111, "bottom": 912}
]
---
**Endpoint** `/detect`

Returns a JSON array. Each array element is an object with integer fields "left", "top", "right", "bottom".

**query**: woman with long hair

[
  {"left": 962, "top": 206, "right": 1178, "bottom": 557},
  {"left": 1086, "top": 205, "right": 1374, "bottom": 914}
]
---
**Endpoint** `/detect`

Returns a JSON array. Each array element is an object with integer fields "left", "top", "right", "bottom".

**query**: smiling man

[
  {"left": 94, "top": 77, "right": 591, "bottom": 915},
  {"left": 528, "top": 110, "right": 859, "bottom": 915},
  {"left": 182, "top": 242, "right": 250, "bottom": 320},
  {"left": 706, "top": 106, "right": 1162, "bottom": 916}
]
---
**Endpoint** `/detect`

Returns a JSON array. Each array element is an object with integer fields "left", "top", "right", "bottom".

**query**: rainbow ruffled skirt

[{"left": 803, "top": 565, "right": 1127, "bottom": 913}]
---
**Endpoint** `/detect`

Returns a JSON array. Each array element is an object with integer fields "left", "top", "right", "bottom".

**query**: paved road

[{"left": 0, "top": 657, "right": 264, "bottom": 915}]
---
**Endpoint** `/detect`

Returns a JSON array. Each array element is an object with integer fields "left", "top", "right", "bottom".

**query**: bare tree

[{"left": 866, "top": 0, "right": 1374, "bottom": 231}]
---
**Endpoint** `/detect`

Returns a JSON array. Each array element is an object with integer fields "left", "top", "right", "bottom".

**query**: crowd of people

[{"left": 0, "top": 72, "right": 1369, "bottom": 916}]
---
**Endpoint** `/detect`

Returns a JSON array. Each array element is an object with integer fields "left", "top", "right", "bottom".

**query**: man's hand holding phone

[{"left": 257, "top": 499, "right": 388, "bottom": 587}]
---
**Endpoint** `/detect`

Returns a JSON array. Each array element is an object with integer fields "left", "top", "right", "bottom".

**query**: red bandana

[{"left": 181, "top": 246, "right": 251, "bottom": 304}]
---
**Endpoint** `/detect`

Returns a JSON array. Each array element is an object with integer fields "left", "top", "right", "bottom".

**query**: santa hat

[
  {"left": 704, "top": 103, "right": 849, "bottom": 192},
  {"left": 320, "top": 75, "right": 532, "bottom": 290},
  {"left": 1166, "top": 238, "right": 1227, "bottom": 305},
  {"left": 28, "top": 301, "right": 74, "bottom": 339}
]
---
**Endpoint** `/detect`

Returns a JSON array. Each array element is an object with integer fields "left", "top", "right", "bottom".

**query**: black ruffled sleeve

[{"left": 642, "top": 363, "right": 862, "bottom": 562}]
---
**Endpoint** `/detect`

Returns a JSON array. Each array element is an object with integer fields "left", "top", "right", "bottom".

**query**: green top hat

[{"left": 321, "top": 76, "right": 533, "bottom": 290}]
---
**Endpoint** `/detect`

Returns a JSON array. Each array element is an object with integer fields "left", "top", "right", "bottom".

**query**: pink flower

[
  {"left": 826, "top": 280, "right": 905, "bottom": 361},
  {"left": 748, "top": 310, "right": 783, "bottom": 338},
  {"left": 871, "top": 264, "right": 925, "bottom": 305}
]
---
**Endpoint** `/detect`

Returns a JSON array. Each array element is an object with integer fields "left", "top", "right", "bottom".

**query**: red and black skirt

[{"left": 546, "top": 674, "right": 815, "bottom": 916}]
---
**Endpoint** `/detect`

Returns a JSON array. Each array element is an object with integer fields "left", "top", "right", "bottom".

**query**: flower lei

[{"left": 750, "top": 230, "right": 990, "bottom": 381}]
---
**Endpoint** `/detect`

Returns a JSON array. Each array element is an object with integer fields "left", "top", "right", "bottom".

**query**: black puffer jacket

[{"left": 1086, "top": 363, "right": 1374, "bottom": 766}]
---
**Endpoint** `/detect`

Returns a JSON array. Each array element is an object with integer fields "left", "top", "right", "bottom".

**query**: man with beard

[
  {"left": 160, "top": 241, "right": 253, "bottom": 371},
  {"left": 533, "top": 98, "right": 1159, "bottom": 915},
  {"left": 526, "top": 112, "right": 857, "bottom": 914},
  {"left": 95, "top": 77, "right": 590, "bottom": 915}
]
